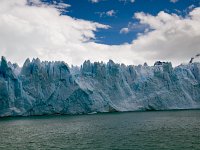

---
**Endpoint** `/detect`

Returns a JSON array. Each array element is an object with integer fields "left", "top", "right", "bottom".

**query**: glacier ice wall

[{"left": 0, "top": 56, "right": 200, "bottom": 117}]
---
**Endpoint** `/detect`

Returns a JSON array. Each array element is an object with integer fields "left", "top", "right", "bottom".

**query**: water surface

[{"left": 0, "top": 110, "right": 200, "bottom": 149}]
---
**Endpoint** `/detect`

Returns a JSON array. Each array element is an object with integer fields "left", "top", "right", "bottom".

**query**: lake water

[{"left": 0, "top": 110, "right": 200, "bottom": 150}]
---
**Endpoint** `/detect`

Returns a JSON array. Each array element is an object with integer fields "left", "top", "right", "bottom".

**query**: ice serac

[{"left": 0, "top": 57, "right": 200, "bottom": 117}]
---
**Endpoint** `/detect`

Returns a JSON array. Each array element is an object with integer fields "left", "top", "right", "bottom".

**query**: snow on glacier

[{"left": 0, "top": 56, "right": 200, "bottom": 117}]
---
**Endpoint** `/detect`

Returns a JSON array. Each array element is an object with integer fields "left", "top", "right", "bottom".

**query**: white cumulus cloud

[
  {"left": 0, "top": 0, "right": 109, "bottom": 65},
  {"left": 133, "top": 9, "right": 200, "bottom": 65}
]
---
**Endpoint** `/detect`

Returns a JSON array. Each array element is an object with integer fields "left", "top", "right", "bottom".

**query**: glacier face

[{"left": 0, "top": 56, "right": 200, "bottom": 117}]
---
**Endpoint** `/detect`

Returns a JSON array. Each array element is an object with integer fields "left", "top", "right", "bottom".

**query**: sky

[{"left": 0, "top": 0, "right": 200, "bottom": 66}]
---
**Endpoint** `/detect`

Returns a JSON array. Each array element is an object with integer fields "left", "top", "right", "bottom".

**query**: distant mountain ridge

[{"left": 0, "top": 56, "right": 200, "bottom": 117}]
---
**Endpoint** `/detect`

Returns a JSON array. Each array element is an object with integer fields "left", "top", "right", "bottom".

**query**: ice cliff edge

[{"left": 0, "top": 56, "right": 200, "bottom": 117}]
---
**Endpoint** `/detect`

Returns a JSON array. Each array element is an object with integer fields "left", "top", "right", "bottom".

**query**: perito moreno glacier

[{"left": 0, "top": 56, "right": 200, "bottom": 117}]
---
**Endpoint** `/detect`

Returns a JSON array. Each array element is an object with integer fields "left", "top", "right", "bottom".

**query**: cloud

[
  {"left": 0, "top": 0, "right": 200, "bottom": 67},
  {"left": 89, "top": 0, "right": 104, "bottom": 3},
  {"left": 174, "top": 5, "right": 197, "bottom": 16},
  {"left": 120, "top": 22, "right": 148, "bottom": 34},
  {"left": 106, "top": 10, "right": 116, "bottom": 17},
  {"left": 119, "top": 0, "right": 135, "bottom": 4},
  {"left": 120, "top": 28, "right": 129, "bottom": 34},
  {"left": 0, "top": 0, "right": 109, "bottom": 65},
  {"left": 28, "top": 0, "right": 71, "bottom": 12},
  {"left": 97, "top": 10, "right": 117, "bottom": 17},
  {"left": 188, "top": 5, "right": 196, "bottom": 10},
  {"left": 170, "top": 0, "right": 179, "bottom": 3},
  {"left": 132, "top": 9, "right": 200, "bottom": 65}
]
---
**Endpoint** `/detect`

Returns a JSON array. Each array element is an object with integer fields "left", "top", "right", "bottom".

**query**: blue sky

[{"left": 41, "top": 0, "right": 200, "bottom": 45}]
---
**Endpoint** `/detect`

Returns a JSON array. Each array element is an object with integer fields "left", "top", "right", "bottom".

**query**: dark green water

[{"left": 0, "top": 110, "right": 200, "bottom": 150}]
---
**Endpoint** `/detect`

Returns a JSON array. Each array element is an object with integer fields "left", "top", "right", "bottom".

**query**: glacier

[{"left": 0, "top": 56, "right": 200, "bottom": 117}]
